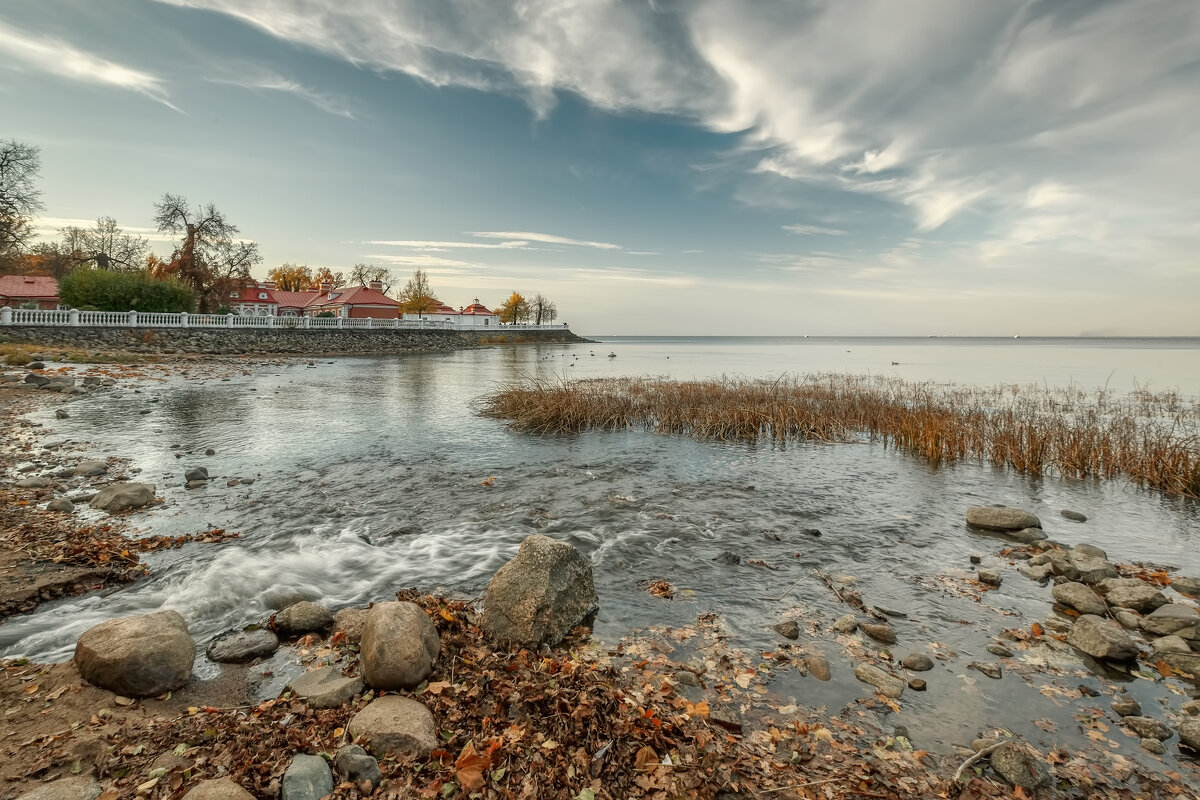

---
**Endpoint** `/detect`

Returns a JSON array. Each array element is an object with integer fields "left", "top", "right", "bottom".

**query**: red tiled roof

[
  {"left": 230, "top": 286, "right": 277, "bottom": 304},
  {"left": 462, "top": 302, "right": 495, "bottom": 315},
  {"left": 0, "top": 275, "right": 59, "bottom": 300},
  {"left": 317, "top": 286, "right": 396, "bottom": 306},
  {"left": 271, "top": 290, "right": 320, "bottom": 309}
]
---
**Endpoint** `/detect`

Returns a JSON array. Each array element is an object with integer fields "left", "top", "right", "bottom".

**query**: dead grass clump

[{"left": 480, "top": 375, "right": 1200, "bottom": 498}]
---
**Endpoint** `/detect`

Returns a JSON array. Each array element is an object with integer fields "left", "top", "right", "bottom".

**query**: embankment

[{"left": 0, "top": 325, "right": 590, "bottom": 356}]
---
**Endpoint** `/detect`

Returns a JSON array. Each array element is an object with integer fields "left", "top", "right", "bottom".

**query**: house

[
  {"left": 227, "top": 283, "right": 279, "bottom": 316},
  {"left": 458, "top": 299, "right": 498, "bottom": 328},
  {"left": 271, "top": 290, "right": 317, "bottom": 317},
  {"left": 304, "top": 281, "right": 399, "bottom": 319},
  {"left": 0, "top": 275, "right": 60, "bottom": 310}
]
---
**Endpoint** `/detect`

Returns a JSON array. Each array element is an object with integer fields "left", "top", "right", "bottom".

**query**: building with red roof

[
  {"left": 0, "top": 275, "right": 61, "bottom": 310},
  {"left": 305, "top": 281, "right": 398, "bottom": 319}
]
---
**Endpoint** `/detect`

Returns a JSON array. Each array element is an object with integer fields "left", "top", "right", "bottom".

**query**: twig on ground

[{"left": 953, "top": 741, "right": 1005, "bottom": 784}]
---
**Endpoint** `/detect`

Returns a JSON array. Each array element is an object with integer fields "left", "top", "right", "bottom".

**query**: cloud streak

[
  {"left": 471, "top": 231, "right": 621, "bottom": 250},
  {"left": 208, "top": 70, "right": 356, "bottom": 118},
  {"left": 0, "top": 18, "right": 178, "bottom": 110}
]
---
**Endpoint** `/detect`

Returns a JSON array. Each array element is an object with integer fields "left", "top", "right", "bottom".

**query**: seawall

[{"left": 0, "top": 325, "right": 590, "bottom": 356}]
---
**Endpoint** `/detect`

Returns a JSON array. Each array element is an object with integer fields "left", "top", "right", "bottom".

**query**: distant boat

[
  {"left": 608, "top": 352, "right": 617, "bottom": 358},
  {"left": 1013, "top": 335, "right": 1021, "bottom": 339}
]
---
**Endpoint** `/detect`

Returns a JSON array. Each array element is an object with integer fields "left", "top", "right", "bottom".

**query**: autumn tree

[
  {"left": 497, "top": 291, "right": 531, "bottom": 324},
  {"left": 267, "top": 263, "right": 314, "bottom": 291},
  {"left": 531, "top": 294, "right": 558, "bottom": 325},
  {"left": 312, "top": 266, "right": 345, "bottom": 288},
  {"left": 0, "top": 140, "right": 44, "bottom": 263},
  {"left": 348, "top": 263, "right": 394, "bottom": 292},
  {"left": 58, "top": 217, "right": 149, "bottom": 271},
  {"left": 398, "top": 268, "right": 439, "bottom": 317},
  {"left": 153, "top": 194, "right": 261, "bottom": 312}
]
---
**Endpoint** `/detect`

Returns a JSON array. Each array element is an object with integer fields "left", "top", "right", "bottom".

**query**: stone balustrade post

[
  {"left": 179, "top": 311, "right": 189, "bottom": 328},
  {"left": 128, "top": 309, "right": 138, "bottom": 327},
  {"left": 0, "top": 306, "right": 11, "bottom": 325},
  {"left": 68, "top": 309, "right": 80, "bottom": 326},
  {"left": 226, "top": 313, "right": 234, "bottom": 327},
  {"left": 303, "top": 316, "right": 311, "bottom": 329}
]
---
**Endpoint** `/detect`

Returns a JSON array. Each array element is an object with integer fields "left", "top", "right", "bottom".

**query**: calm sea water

[{"left": 3, "top": 336, "right": 1199, "bottom": 761}]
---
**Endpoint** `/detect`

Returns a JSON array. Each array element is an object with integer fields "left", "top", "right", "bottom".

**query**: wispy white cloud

[
  {"left": 472, "top": 230, "right": 621, "bottom": 250},
  {"left": 367, "top": 239, "right": 529, "bottom": 250},
  {"left": 0, "top": 18, "right": 178, "bottom": 111},
  {"left": 365, "top": 253, "right": 479, "bottom": 268},
  {"left": 208, "top": 70, "right": 356, "bottom": 118},
  {"left": 782, "top": 224, "right": 846, "bottom": 236}
]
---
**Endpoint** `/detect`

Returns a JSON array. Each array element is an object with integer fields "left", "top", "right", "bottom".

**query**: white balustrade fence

[{"left": 0, "top": 306, "right": 570, "bottom": 332}]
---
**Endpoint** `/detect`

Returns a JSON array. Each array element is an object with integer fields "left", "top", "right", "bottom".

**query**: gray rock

[
  {"left": 1182, "top": 700, "right": 1200, "bottom": 716},
  {"left": 1019, "top": 563, "right": 1055, "bottom": 582},
  {"left": 902, "top": 653, "right": 933, "bottom": 671},
  {"left": 977, "top": 569, "right": 1002, "bottom": 587},
  {"left": 859, "top": 622, "right": 896, "bottom": 644},
  {"left": 1115, "top": 610, "right": 1142, "bottom": 630},
  {"left": 334, "top": 744, "right": 382, "bottom": 792},
  {"left": 185, "top": 480, "right": 207, "bottom": 490},
  {"left": 908, "top": 678, "right": 926, "bottom": 691},
  {"left": 74, "top": 460, "right": 108, "bottom": 477},
  {"left": 55, "top": 409, "right": 70, "bottom": 419},
  {"left": 1180, "top": 718, "right": 1200, "bottom": 751},
  {"left": 333, "top": 607, "right": 370, "bottom": 644},
  {"left": 832, "top": 614, "right": 858, "bottom": 634},
  {"left": 854, "top": 663, "right": 905, "bottom": 698},
  {"left": 971, "top": 526, "right": 1047, "bottom": 544},
  {"left": 274, "top": 601, "right": 333, "bottom": 637},
  {"left": 1060, "top": 509, "right": 1088, "bottom": 522},
  {"left": 346, "top": 696, "right": 438, "bottom": 757},
  {"left": 90, "top": 482, "right": 155, "bottom": 512},
  {"left": 1112, "top": 696, "right": 1141, "bottom": 717},
  {"left": 1097, "top": 579, "right": 1168, "bottom": 613},
  {"left": 1141, "top": 738, "right": 1167, "bottom": 755},
  {"left": 1041, "top": 615, "right": 1074, "bottom": 634},
  {"left": 1067, "top": 614, "right": 1139, "bottom": 662},
  {"left": 184, "top": 466, "right": 209, "bottom": 482},
  {"left": 15, "top": 777, "right": 102, "bottom": 800},
  {"left": 480, "top": 535, "right": 599, "bottom": 648},
  {"left": 181, "top": 778, "right": 255, "bottom": 799},
  {"left": 1124, "top": 716, "right": 1173, "bottom": 741},
  {"left": 282, "top": 753, "right": 333, "bottom": 800},
  {"left": 804, "top": 655, "right": 831, "bottom": 681},
  {"left": 289, "top": 666, "right": 363, "bottom": 709},
  {"left": 15, "top": 476, "right": 51, "bottom": 488},
  {"left": 1160, "top": 651, "right": 1200, "bottom": 679},
  {"left": 1052, "top": 582, "right": 1107, "bottom": 616},
  {"left": 1171, "top": 576, "right": 1200, "bottom": 596},
  {"left": 74, "top": 610, "right": 194, "bottom": 697},
  {"left": 969, "top": 661, "right": 1003, "bottom": 679},
  {"left": 969, "top": 554, "right": 982, "bottom": 565},
  {"left": 360, "top": 601, "right": 440, "bottom": 690},
  {"left": 1141, "top": 604, "right": 1200, "bottom": 638},
  {"left": 1151, "top": 635, "right": 1192, "bottom": 656},
  {"left": 46, "top": 498, "right": 75, "bottom": 513},
  {"left": 772, "top": 620, "right": 800, "bottom": 640},
  {"left": 1069, "top": 544, "right": 1118, "bottom": 585},
  {"left": 986, "top": 643, "right": 1014, "bottom": 658},
  {"left": 673, "top": 670, "right": 700, "bottom": 686},
  {"left": 966, "top": 506, "right": 1041, "bottom": 532},
  {"left": 206, "top": 628, "right": 280, "bottom": 663},
  {"left": 989, "top": 742, "right": 1052, "bottom": 789},
  {"left": 715, "top": 550, "right": 742, "bottom": 565}
]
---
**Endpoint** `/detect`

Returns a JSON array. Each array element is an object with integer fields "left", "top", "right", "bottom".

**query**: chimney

[
  {"left": 264, "top": 281, "right": 276, "bottom": 290},
  {"left": 369, "top": 280, "right": 383, "bottom": 292},
  {"left": 320, "top": 282, "right": 332, "bottom": 293}
]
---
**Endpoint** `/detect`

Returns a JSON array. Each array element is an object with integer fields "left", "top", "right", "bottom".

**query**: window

[{"left": 258, "top": 292, "right": 268, "bottom": 300}]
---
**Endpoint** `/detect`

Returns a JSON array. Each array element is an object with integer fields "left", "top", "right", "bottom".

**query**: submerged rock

[
  {"left": 831, "top": 615, "right": 858, "bottom": 634},
  {"left": 1112, "top": 696, "right": 1142, "bottom": 717},
  {"left": 1067, "top": 614, "right": 1139, "bottom": 662},
  {"left": 360, "top": 601, "right": 440, "bottom": 690},
  {"left": 901, "top": 653, "right": 933, "bottom": 672},
  {"left": 1125, "top": 716, "right": 1173, "bottom": 741},
  {"left": 74, "top": 460, "right": 108, "bottom": 477},
  {"left": 986, "top": 643, "right": 1014, "bottom": 658},
  {"left": 977, "top": 569, "right": 1002, "bottom": 587},
  {"left": 859, "top": 622, "right": 896, "bottom": 644},
  {"left": 966, "top": 506, "right": 1041, "bottom": 532},
  {"left": 969, "top": 661, "right": 1003, "bottom": 679},
  {"left": 74, "top": 610, "right": 194, "bottom": 697},
  {"left": 1060, "top": 509, "right": 1088, "bottom": 522},
  {"left": 184, "top": 466, "right": 209, "bottom": 482},
  {"left": 481, "top": 535, "right": 598, "bottom": 648},
  {"left": 804, "top": 656, "right": 831, "bottom": 681},
  {"left": 854, "top": 663, "right": 905, "bottom": 698},
  {"left": 772, "top": 620, "right": 800, "bottom": 640},
  {"left": 206, "top": 628, "right": 279, "bottom": 663},
  {"left": 274, "top": 601, "right": 333, "bottom": 637},
  {"left": 989, "top": 743, "right": 1052, "bottom": 789}
]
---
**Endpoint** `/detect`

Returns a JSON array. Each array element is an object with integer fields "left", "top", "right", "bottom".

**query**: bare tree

[
  {"left": 58, "top": 217, "right": 149, "bottom": 271},
  {"left": 154, "top": 194, "right": 261, "bottom": 312},
  {"left": 531, "top": 294, "right": 558, "bottom": 325},
  {"left": 348, "top": 263, "right": 395, "bottom": 292},
  {"left": 0, "top": 140, "right": 44, "bottom": 259}
]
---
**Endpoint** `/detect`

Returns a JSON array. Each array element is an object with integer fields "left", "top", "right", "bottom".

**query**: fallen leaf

[
  {"left": 426, "top": 681, "right": 452, "bottom": 695},
  {"left": 634, "top": 745, "right": 658, "bottom": 772},
  {"left": 455, "top": 741, "right": 490, "bottom": 792}
]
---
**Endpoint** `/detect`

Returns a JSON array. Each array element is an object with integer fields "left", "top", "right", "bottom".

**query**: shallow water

[{"left": 2, "top": 337, "right": 1199, "bottom": 767}]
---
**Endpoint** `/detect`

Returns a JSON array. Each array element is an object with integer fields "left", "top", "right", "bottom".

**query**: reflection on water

[{"left": 2, "top": 338, "right": 1199, "bottom": 763}]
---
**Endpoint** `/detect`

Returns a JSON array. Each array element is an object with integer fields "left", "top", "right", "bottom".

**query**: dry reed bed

[{"left": 480, "top": 374, "right": 1200, "bottom": 498}]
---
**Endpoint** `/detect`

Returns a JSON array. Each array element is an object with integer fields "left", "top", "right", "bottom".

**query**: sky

[{"left": 2, "top": 0, "right": 1198, "bottom": 336}]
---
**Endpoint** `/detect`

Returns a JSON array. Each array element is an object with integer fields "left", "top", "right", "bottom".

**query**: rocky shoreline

[{"left": 3, "top": 357, "right": 1200, "bottom": 799}]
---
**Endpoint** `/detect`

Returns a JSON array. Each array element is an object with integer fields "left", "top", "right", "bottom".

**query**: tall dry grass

[{"left": 480, "top": 375, "right": 1200, "bottom": 498}]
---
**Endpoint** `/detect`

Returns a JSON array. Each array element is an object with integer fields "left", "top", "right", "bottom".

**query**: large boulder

[
  {"left": 1096, "top": 578, "right": 1168, "bottom": 613},
  {"left": 1068, "top": 544, "right": 1117, "bottom": 585},
  {"left": 181, "top": 778, "right": 255, "bottom": 799},
  {"left": 90, "top": 482, "right": 156, "bottom": 513},
  {"left": 1067, "top": 614, "right": 1139, "bottom": 662},
  {"left": 481, "top": 535, "right": 598, "bottom": 647},
  {"left": 1171, "top": 576, "right": 1200, "bottom": 596},
  {"left": 1141, "top": 604, "right": 1200, "bottom": 639},
  {"left": 288, "top": 666, "right": 363, "bottom": 709},
  {"left": 966, "top": 506, "right": 1041, "bottom": 532},
  {"left": 273, "top": 601, "right": 333, "bottom": 637},
  {"left": 347, "top": 696, "right": 438, "bottom": 757},
  {"left": 989, "top": 743, "right": 1052, "bottom": 789},
  {"left": 282, "top": 754, "right": 333, "bottom": 800},
  {"left": 1052, "top": 582, "right": 1107, "bottom": 616},
  {"left": 360, "top": 601, "right": 440, "bottom": 690},
  {"left": 74, "top": 610, "right": 194, "bottom": 697},
  {"left": 16, "top": 777, "right": 102, "bottom": 800},
  {"left": 1179, "top": 718, "right": 1200, "bottom": 751},
  {"left": 74, "top": 460, "right": 108, "bottom": 477}
]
